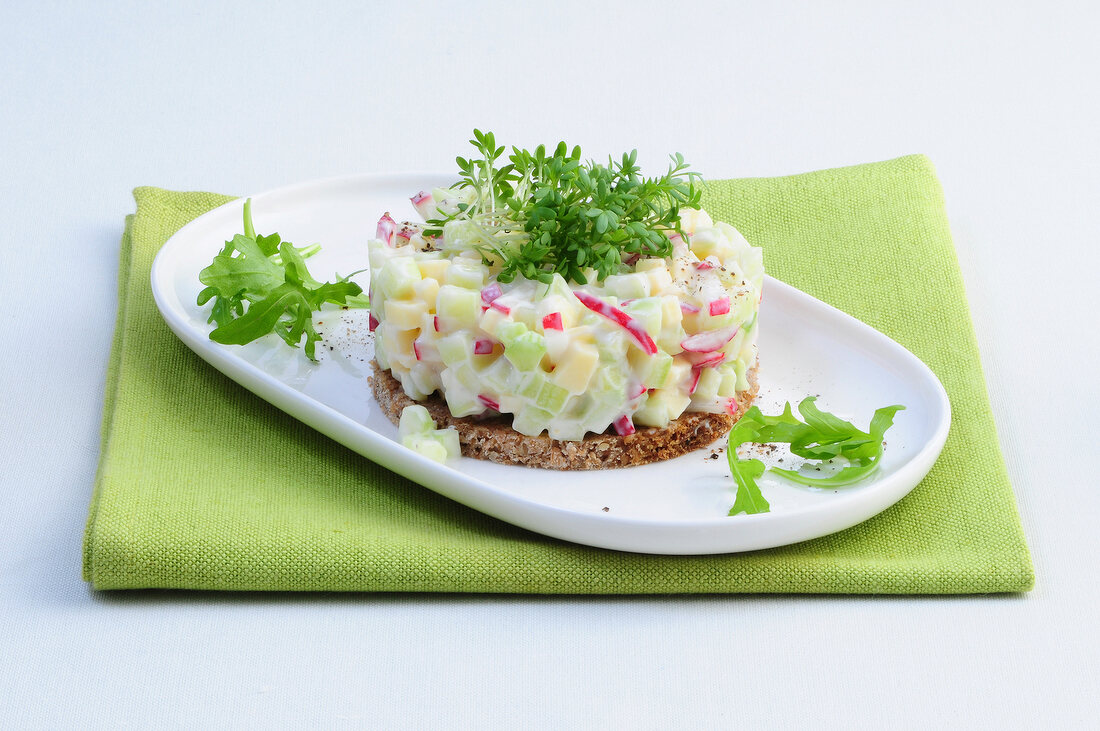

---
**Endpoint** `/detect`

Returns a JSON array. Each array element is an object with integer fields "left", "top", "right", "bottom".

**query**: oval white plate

[{"left": 151, "top": 173, "right": 950, "bottom": 555}]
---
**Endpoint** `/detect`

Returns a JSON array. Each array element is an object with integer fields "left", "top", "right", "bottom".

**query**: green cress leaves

[
  {"left": 424, "top": 129, "right": 703, "bottom": 286},
  {"left": 727, "top": 398, "right": 905, "bottom": 516},
  {"left": 197, "top": 199, "right": 365, "bottom": 360}
]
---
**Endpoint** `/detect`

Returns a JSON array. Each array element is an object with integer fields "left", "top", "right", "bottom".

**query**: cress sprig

[{"left": 425, "top": 129, "right": 703, "bottom": 285}]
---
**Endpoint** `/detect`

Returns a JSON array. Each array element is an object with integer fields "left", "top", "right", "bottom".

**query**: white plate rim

[{"left": 149, "top": 172, "right": 952, "bottom": 555}]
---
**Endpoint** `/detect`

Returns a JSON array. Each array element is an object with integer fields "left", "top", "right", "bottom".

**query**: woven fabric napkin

[{"left": 83, "top": 155, "right": 1033, "bottom": 593}]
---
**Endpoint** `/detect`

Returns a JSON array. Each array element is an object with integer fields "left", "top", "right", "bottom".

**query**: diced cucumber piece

[
  {"left": 444, "top": 259, "right": 486, "bottom": 289},
  {"left": 549, "top": 419, "right": 587, "bottom": 442},
  {"left": 596, "top": 364, "right": 627, "bottom": 393},
  {"left": 436, "top": 333, "right": 469, "bottom": 367},
  {"left": 595, "top": 329, "right": 628, "bottom": 361},
  {"left": 717, "top": 366, "right": 739, "bottom": 397},
  {"left": 547, "top": 273, "right": 576, "bottom": 302},
  {"left": 633, "top": 258, "right": 665, "bottom": 272},
  {"left": 511, "top": 303, "right": 538, "bottom": 329},
  {"left": 377, "top": 256, "right": 422, "bottom": 300},
  {"left": 734, "top": 357, "right": 750, "bottom": 391},
  {"left": 374, "top": 334, "right": 389, "bottom": 369},
  {"left": 643, "top": 351, "right": 674, "bottom": 389},
  {"left": 623, "top": 298, "right": 662, "bottom": 338},
  {"left": 689, "top": 227, "right": 728, "bottom": 259},
  {"left": 495, "top": 320, "right": 528, "bottom": 347},
  {"left": 440, "top": 369, "right": 482, "bottom": 417},
  {"left": 634, "top": 388, "right": 691, "bottom": 427},
  {"left": 516, "top": 371, "right": 547, "bottom": 401},
  {"left": 480, "top": 356, "right": 514, "bottom": 393},
  {"left": 432, "top": 186, "right": 475, "bottom": 216},
  {"left": 632, "top": 394, "right": 667, "bottom": 428},
  {"left": 694, "top": 367, "right": 722, "bottom": 401},
  {"left": 536, "top": 380, "right": 569, "bottom": 413},
  {"left": 428, "top": 428, "right": 461, "bottom": 459},
  {"left": 604, "top": 272, "right": 650, "bottom": 300},
  {"left": 512, "top": 406, "right": 553, "bottom": 437},
  {"left": 402, "top": 433, "right": 449, "bottom": 463},
  {"left": 435, "top": 285, "right": 481, "bottom": 330},
  {"left": 442, "top": 219, "right": 492, "bottom": 252},
  {"left": 398, "top": 404, "right": 436, "bottom": 438},
  {"left": 504, "top": 331, "right": 546, "bottom": 371},
  {"left": 453, "top": 363, "right": 481, "bottom": 392}
]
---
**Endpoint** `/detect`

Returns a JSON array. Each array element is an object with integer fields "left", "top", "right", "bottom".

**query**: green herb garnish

[
  {"left": 197, "top": 198, "right": 366, "bottom": 360},
  {"left": 727, "top": 398, "right": 905, "bottom": 515},
  {"left": 426, "top": 129, "right": 702, "bottom": 285}
]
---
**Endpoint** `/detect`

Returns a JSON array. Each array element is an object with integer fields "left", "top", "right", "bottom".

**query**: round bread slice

[{"left": 370, "top": 361, "right": 759, "bottom": 470}]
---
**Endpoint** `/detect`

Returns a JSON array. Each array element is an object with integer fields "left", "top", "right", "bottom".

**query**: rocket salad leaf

[
  {"left": 727, "top": 398, "right": 904, "bottom": 516},
  {"left": 197, "top": 198, "right": 366, "bottom": 361}
]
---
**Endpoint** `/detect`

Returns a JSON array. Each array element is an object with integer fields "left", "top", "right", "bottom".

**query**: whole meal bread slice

[{"left": 370, "top": 361, "right": 759, "bottom": 470}]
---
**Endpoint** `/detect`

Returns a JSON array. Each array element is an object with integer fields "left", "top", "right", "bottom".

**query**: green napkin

[{"left": 83, "top": 155, "right": 1034, "bottom": 593}]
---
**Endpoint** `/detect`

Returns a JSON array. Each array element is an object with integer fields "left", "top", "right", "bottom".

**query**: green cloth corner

[{"left": 83, "top": 156, "right": 1034, "bottom": 593}]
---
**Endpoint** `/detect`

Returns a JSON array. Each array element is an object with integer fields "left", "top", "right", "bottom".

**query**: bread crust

[{"left": 370, "top": 361, "right": 759, "bottom": 470}]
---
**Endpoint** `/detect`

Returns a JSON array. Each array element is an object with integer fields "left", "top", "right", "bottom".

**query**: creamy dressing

[{"left": 369, "top": 194, "right": 763, "bottom": 441}]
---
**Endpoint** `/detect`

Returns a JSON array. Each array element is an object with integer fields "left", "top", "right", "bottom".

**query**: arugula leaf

[
  {"left": 726, "top": 398, "right": 904, "bottom": 516},
  {"left": 197, "top": 198, "right": 366, "bottom": 360},
  {"left": 728, "top": 455, "right": 769, "bottom": 516}
]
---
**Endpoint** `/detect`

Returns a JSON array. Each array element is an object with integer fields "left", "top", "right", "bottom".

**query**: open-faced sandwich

[{"left": 367, "top": 132, "right": 763, "bottom": 469}]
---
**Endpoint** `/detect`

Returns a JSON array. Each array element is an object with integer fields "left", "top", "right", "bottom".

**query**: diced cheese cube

[
  {"left": 646, "top": 267, "right": 673, "bottom": 294},
  {"left": 552, "top": 341, "right": 599, "bottom": 394},
  {"left": 417, "top": 258, "right": 450, "bottom": 282},
  {"left": 384, "top": 299, "right": 428, "bottom": 330},
  {"left": 413, "top": 277, "right": 440, "bottom": 310}
]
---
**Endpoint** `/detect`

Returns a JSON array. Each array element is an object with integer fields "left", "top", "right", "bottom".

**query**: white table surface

[{"left": 2, "top": 1, "right": 1097, "bottom": 727}]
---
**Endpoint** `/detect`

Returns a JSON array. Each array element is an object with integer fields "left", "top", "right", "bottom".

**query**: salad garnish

[
  {"left": 727, "top": 398, "right": 905, "bottom": 515},
  {"left": 197, "top": 198, "right": 367, "bottom": 360},
  {"left": 423, "top": 129, "right": 703, "bottom": 286}
]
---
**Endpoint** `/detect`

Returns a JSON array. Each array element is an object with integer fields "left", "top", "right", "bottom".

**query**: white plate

[{"left": 151, "top": 173, "right": 950, "bottom": 555}]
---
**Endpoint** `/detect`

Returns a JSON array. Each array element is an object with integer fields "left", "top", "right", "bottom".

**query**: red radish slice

[
  {"left": 613, "top": 415, "right": 636, "bottom": 436},
  {"left": 574, "top": 291, "right": 658, "bottom": 355},
  {"left": 541, "top": 312, "right": 563, "bottom": 331},
  {"left": 473, "top": 339, "right": 494, "bottom": 355},
  {"left": 478, "top": 395, "right": 500, "bottom": 411},
  {"left": 680, "top": 326, "right": 738, "bottom": 353},
  {"left": 410, "top": 191, "right": 434, "bottom": 220},
  {"left": 679, "top": 301, "right": 700, "bottom": 315},
  {"left": 433, "top": 315, "right": 440, "bottom": 332},
  {"left": 481, "top": 283, "right": 503, "bottom": 304},
  {"left": 623, "top": 252, "right": 640, "bottom": 265},
  {"left": 668, "top": 232, "right": 682, "bottom": 242},
  {"left": 695, "top": 260, "right": 714, "bottom": 271},
  {"left": 413, "top": 340, "right": 422, "bottom": 361},
  {"left": 708, "top": 297, "right": 731, "bottom": 316},
  {"left": 376, "top": 213, "right": 397, "bottom": 246},
  {"left": 684, "top": 351, "right": 726, "bottom": 368},
  {"left": 628, "top": 383, "right": 647, "bottom": 400},
  {"left": 368, "top": 314, "right": 379, "bottom": 332},
  {"left": 687, "top": 369, "right": 702, "bottom": 395},
  {"left": 723, "top": 398, "right": 739, "bottom": 416},
  {"left": 489, "top": 300, "right": 511, "bottom": 314}
]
